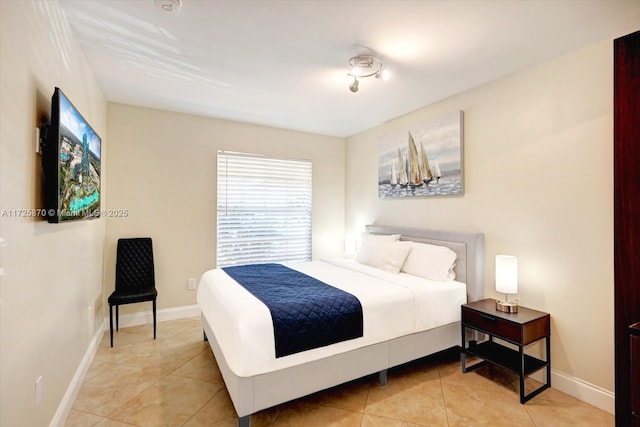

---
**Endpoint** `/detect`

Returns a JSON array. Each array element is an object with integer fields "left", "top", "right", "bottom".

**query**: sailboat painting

[{"left": 378, "top": 110, "right": 463, "bottom": 198}]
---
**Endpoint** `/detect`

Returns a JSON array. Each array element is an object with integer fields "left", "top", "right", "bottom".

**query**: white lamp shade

[{"left": 495, "top": 255, "right": 518, "bottom": 294}]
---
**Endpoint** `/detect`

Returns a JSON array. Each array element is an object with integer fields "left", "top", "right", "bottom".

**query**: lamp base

[{"left": 496, "top": 300, "right": 518, "bottom": 313}]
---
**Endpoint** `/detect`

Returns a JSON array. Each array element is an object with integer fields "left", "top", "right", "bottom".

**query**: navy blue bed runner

[{"left": 222, "top": 263, "right": 363, "bottom": 358}]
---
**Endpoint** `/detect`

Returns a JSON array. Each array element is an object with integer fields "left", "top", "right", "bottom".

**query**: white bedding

[{"left": 197, "top": 259, "right": 466, "bottom": 377}]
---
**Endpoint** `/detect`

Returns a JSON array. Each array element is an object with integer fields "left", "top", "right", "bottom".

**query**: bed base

[
  {"left": 233, "top": 369, "right": 384, "bottom": 427},
  {"left": 234, "top": 372, "right": 387, "bottom": 427},
  {"left": 202, "top": 312, "right": 460, "bottom": 426}
]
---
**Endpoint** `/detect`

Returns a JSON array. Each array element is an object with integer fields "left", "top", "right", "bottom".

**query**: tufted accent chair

[{"left": 108, "top": 238, "right": 158, "bottom": 347}]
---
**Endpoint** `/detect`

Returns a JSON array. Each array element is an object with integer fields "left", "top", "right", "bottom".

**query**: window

[{"left": 217, "top": 151, "right": 312, "bottom": 267}]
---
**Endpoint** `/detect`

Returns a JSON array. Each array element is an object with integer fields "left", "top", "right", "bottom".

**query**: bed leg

[
  {"left": 203, "top": 330, "right": 208, "bottom": 342},
  {"left": 378, "top": 369, "right": 388, "bottom": 386},
  {"left": 238, "top": 415, "right": 250, "bottom": 427}
]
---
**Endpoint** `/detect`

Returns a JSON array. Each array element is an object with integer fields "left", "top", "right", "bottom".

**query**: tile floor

[{"left": 65, "top": 317, "right": 614, "bottom": 426}]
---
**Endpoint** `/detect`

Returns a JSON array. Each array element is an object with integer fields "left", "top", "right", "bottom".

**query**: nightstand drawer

[{"left": 462, "top": 308, "right": 521, "bottom": 343}]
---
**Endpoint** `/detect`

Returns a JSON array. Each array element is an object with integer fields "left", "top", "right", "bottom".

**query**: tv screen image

[{"left": 43, "top": 87, "right": 101, "bottom": 222}]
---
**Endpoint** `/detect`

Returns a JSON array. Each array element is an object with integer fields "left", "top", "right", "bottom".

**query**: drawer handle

[{"left": 480, "top": 313, "right": 497, "bottom": 321}]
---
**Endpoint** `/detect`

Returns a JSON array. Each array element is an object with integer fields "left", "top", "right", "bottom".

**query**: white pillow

[
  {"left": 358, "top": 233, "right": 400, "bottom": 250},
  {"left": 355, "top": 239, "right": 412, "bottom": 274},
  {"left": 401, "top": 242, "right": 458, "bottom": 281}
]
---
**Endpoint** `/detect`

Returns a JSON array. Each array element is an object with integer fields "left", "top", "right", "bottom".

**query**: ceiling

[{"left": 60, "top": 0, "right": 640, "bottom": 137}]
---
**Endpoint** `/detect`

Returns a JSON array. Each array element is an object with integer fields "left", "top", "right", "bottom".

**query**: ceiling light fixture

[
  {"left": 155, "top": 0, "right": 182, "bottom": 15},
  {"left": 347, "top": 55, "right": 389, "bottom": 93}
]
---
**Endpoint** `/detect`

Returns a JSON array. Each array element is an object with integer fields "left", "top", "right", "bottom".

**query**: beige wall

[
  {"left": 346, "top": 41, "right": 614, "bottom": 392},
  {"left": 0, "top": 1, "right": 107, "bottom": 426},
  {"left": 105, "top": 104, "right": 345, "bottom": 313}
]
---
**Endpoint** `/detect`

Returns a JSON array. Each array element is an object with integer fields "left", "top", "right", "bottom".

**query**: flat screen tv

[{"left": 41, "top": 87, "right": 101, "bottom": 223}]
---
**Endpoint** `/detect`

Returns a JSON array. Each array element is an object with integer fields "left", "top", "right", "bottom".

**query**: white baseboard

[
  {"left": 530, "top": 368, "right": 615, "bottom": 414},
  {"left": 551, "top": 369, "right": 615, "bottom": 414},
  {"left": 51, "top": 305, "right": 200, "bottom": 426},
  {"left": 109, "top": 304, "right": 201, "bottom": 329},
  {"left": 49, "top": 320, "right": 105, "bottom": 427}
]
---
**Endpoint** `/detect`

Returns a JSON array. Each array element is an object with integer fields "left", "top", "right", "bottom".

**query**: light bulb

[{"left": 349, "top": 78, "right": 359, "bottom": 93}]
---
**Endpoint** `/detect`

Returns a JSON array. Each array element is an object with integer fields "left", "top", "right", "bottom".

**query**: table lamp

[{"left": 495, "top": 255, "right": 518, "bottom": 313}]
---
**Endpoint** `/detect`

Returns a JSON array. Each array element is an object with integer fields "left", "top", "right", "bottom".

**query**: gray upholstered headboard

[{"left": 365, "top": 225, "right": 485, "bottom": 303}]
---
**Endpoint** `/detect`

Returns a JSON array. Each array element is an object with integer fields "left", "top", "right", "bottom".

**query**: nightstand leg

[
  {"left": 461, "top": 323, "right": 467, "bottom": 372},
  {"left": 519, "top": 345, "right": 526, "bottom": 404},
  {"left": 546, "top": 335, "right": 551, "bottom": 387}
]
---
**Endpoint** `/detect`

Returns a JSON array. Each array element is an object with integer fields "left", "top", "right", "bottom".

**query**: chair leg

[
  {"left": 109, "top": 304, "right": 114, "bottom": 347},
  {"left": 153, "top": 299, "right": 157, "bottom": 340},
  {"left": 115, "top": 305, "right": 119, "bottom": 331}
]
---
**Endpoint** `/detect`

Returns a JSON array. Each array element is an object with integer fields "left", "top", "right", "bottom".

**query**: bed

[{"left": 197, "top": 225, "right": 485, "bottom": 426}]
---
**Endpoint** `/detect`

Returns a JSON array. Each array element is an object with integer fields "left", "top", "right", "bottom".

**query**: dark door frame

[{"left": 613, "top": 29, "right": 640, "bottom": 427}]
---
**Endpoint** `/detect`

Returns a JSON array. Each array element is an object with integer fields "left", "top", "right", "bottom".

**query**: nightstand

[{"left": 461, "top": 298, "right": 551, "bottom": 403}]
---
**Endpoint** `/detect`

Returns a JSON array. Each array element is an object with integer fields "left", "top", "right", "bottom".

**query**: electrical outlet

[{"left": 187, "top": 278, "right": 196, "bottom": 290}]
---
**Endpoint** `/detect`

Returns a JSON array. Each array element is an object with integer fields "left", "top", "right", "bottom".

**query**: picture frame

[{"left": 378, "top": 110, "right": 463, "bottom": 198}]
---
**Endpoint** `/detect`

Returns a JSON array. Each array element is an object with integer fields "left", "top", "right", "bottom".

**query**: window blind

[{"left": 217, "top": 151, "right": 312, "bottom": 267}]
